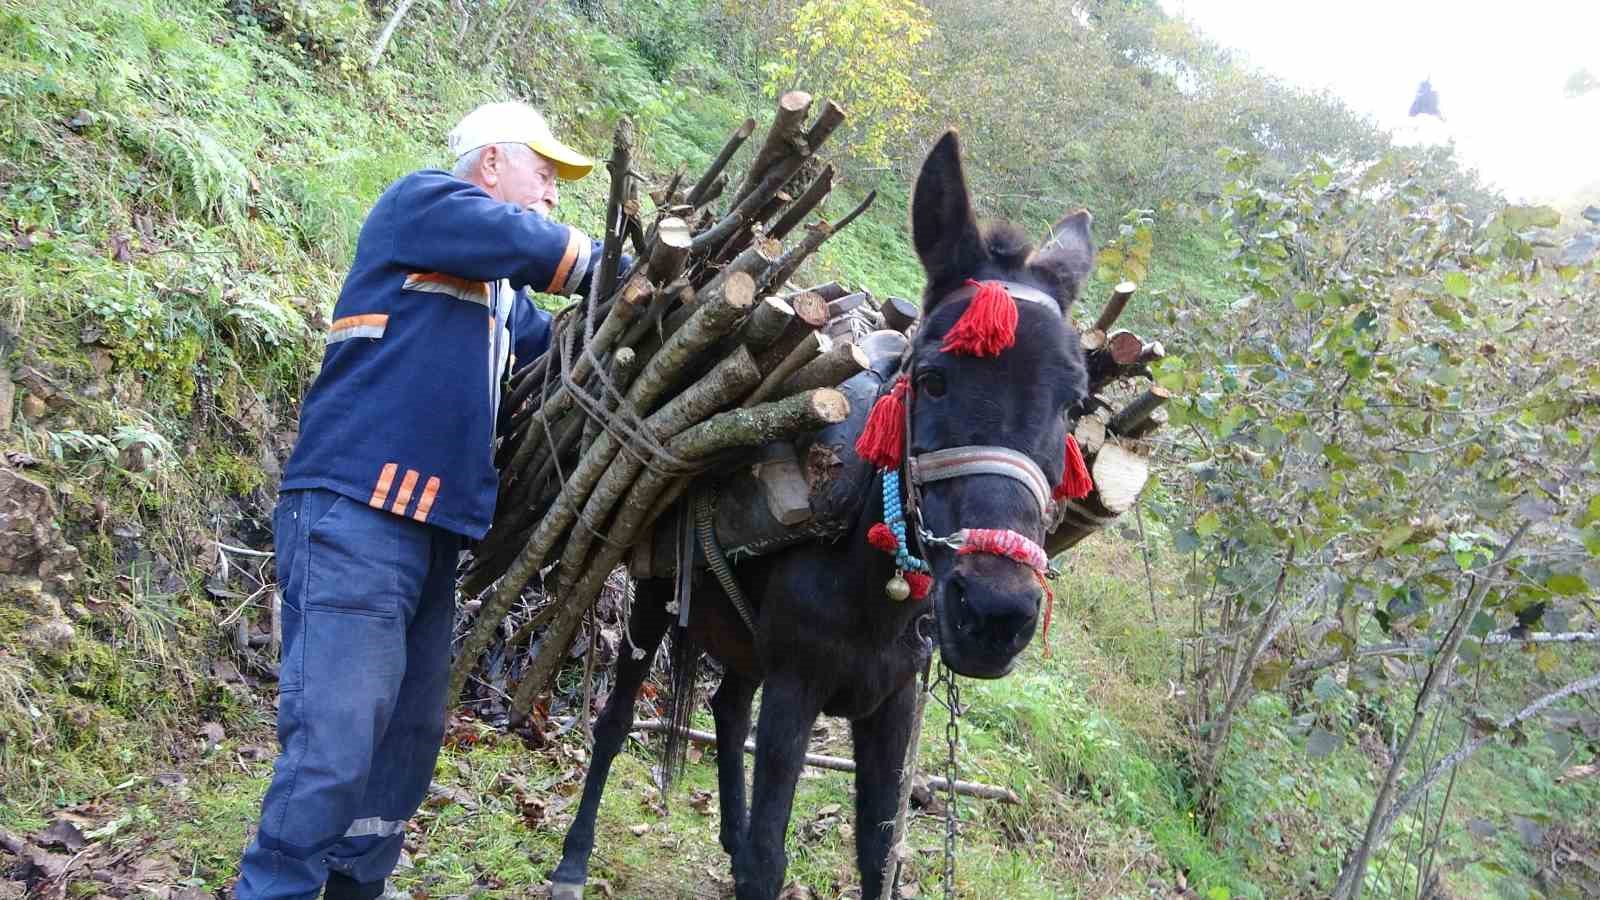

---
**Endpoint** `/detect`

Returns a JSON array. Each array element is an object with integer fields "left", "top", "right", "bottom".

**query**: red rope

[
  {"left": 956, "top": 527, "right": 1049, "bottom": 572},
  {"left": 1035, "top": 570, "right": 1054, "bottom": 657}
]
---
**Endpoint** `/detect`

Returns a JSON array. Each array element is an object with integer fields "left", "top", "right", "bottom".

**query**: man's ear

[{"left": 477, "top": 144, "right": 501, "bottom": 189}]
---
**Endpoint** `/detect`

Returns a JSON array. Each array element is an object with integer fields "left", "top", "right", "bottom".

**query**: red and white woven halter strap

[{"left": 954, "top": 528, "right": 1050, "bottom": 575}]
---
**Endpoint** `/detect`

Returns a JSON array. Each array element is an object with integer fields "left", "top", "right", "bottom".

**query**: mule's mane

[
  {"left": 981, "top": 221, "right": 1035, "bottom": 271},
  {"left": 937, "top": 220, "right": 1088, "bottom": 309}
]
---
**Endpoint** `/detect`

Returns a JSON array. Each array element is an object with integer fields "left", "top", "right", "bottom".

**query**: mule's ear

[
  {"left": 911, "top": 130, "right": 986, "bottom": 297},
  {"left": 1030, "top": 208, "right": 1095, "bottom": 309}
]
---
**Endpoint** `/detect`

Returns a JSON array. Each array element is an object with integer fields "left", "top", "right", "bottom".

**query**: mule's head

[{"left": 907, "top": 131, "right": 1092, "bottom": 678}]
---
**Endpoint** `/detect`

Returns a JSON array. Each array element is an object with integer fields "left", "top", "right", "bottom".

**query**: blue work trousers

[{"left": 236, "top": 488, "right": 463, "bottom": 899}]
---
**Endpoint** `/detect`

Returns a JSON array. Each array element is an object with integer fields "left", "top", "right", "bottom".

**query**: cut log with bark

[
  {"left": 1094, "top": 281, "right": 1138, "bottom": 332},
  {"left": 1108, "top": 386, "right": 1171, "bottom": 437},
  {"left": 781, "top": 340, "right": 869, "bottom": 394},
  {"left": 688, "top": 118, "right": 755, "bottom": 208},
  {"left": 648, "top": 217, "right": 692, "bottom": 285},
  {"left": 731, "top": 91, "right": 812, "bottom": 209},
  {"left": 769, "top": 164, "right": 834, "bottom": 242},
  {"left": 737, "top": 296, "right": 796, "bottom": 352},
  {"left": 881, "top": 296, "right": 920, "bottom": 334}
]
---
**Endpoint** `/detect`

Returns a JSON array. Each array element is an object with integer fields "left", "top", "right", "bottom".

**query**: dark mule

[{"left": 551, "top": 131, "right": 1094, "bottom": 900}]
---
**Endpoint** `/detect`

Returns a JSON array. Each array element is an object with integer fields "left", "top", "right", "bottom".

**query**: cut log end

[
  {"left": 722, "top": 271, "right": 757, "bottom": 310},
  {"left": 790, "top": 291, "right": 829, "bottom": 328},
  {"left": 779, "top": 90, "right": 814, "bottom": 114},
  {"left": 1091, "top": 444, "right": 1150, "bottom": 514},
  {"left": 882, "top": 296, "right": 920, "bottom": 334},
  {"left": 808, "top": 388, "right": 849, "bottom": 424},
  {"left": 1106, "top": 330, "right": 1145, "bottom": 365},
  {"left": 657, "top": 216, "right": 692, "bottom": 248}
]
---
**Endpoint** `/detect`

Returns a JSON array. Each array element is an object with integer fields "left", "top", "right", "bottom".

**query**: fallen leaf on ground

[
  {"left": 0, "top": 829, "right": 70, "bottom": 879},
  {"left": 688, "top": 789, "right": 714, "bottom": 815},
  {"left": 423, "top": 783, "right": 478, "bottom": 811},
  {"left": 199, "top": 721, "right": 226, "bottom": 750},
  {"left": 33, "top": 819, "right": 87, "bottom": 852},
  {"left": 629, "top": 824, "right": 650, "bottom": 836},
  {"left": 1558, "top": 763, "right": 1597, "bottom": 784}
]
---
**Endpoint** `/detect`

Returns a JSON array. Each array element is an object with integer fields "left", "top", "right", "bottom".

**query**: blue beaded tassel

[{"left": 880, "top": 470, "right": 929, "bottom": 600}]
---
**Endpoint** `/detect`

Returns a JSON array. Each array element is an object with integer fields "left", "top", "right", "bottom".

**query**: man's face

[{"left": 480, "top": 144, "right": 560, "bottom": 216}]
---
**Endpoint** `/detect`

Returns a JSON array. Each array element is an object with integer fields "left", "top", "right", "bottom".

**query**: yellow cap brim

[{"left": 527, "top": 136, "right": 593, "bottom": 181}]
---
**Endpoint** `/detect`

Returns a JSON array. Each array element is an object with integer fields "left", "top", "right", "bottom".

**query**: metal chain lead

[{"left": 941, "top": 664, "right": 961, "bottom": 900}]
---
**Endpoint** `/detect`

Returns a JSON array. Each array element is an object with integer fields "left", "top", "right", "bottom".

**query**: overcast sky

[{"left": 1160, "top": 1, "right": 1600, "bottom": 204}]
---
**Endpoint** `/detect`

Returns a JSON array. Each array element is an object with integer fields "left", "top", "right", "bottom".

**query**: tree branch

[{"left": 1376, "top": 670, "right": 1600, "bottom": 840}]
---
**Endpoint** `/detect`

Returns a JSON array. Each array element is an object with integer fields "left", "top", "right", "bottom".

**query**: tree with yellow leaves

[{"left": 762, "top": 0, "right": 932, "bottom": 163}]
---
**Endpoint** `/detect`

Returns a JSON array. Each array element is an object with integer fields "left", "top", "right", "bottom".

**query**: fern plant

[{"left": 119, "top": 116, "right": 254, "bottom": 233}]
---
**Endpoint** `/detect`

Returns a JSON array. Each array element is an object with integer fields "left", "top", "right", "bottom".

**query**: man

[{"left": 236, "top": 102, "right": 605, "bottom": 900}]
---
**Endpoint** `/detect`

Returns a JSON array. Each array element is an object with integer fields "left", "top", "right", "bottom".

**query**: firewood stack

[
  {"left": 1045, "top": 280, "right": 1170, "bottom": 556},
  {"left": 450, "top": 94, "right": 877, "bottom": 714}
]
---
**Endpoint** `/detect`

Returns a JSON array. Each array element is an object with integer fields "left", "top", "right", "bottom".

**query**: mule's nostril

[{"left": 947, "top": 575, "right": 976, "bottom": 635}]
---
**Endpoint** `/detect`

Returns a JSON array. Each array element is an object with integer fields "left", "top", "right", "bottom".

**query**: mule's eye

[{"left": 918, "top": 370, "right": 947, "bottom": 399}]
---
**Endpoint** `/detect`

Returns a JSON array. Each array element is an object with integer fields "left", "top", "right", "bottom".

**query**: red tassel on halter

[
  {"left": 855, "top": 375, "right": 909, "bottom": 469},
  {"left": 941, "top": 279, "right": 1018, "bottom": 357},
  {"left": 1053, "top": 435, "right": 1093, "bottom": 501},
  {"left": 906, "top": 571, "right": 933, "bottom": 601},
  {"left": 867, "top": 523, "right": 899, "bottom": 554}
]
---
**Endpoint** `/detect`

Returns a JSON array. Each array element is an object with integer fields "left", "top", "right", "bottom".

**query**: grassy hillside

[{"left": 2, "top": 0, "right": 1595, "bottom": 898}]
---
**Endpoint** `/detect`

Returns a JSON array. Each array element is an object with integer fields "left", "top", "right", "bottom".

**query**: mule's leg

[
  {"left": 850, "top": 678, "right": 919, "bottom": 900},
  {"left": 733, "top": 677, "right": 822, "bottom": 900},
  {"left": 550, "top": 584, "right": 672, "bottom": 898},
  {"left": 711, "top": 671, "right": 759, "bottom": 858}
]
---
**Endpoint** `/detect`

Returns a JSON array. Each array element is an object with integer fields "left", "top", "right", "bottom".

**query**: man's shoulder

[{"left": 380, "top": 168, "right": 462, "bottom": 200}]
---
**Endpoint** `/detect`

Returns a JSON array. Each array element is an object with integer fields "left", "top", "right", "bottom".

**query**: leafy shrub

[
  {"left": 225, "top": 0, "right": 369, "bottom": 68},
  {"left": 615, "top": 0, "right": 703, "bottom": 79}
]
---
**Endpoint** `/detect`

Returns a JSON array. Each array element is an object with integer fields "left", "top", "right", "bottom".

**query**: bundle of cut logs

[{"left": 448, "top": 95, "right": 1172, "bottom": 719}]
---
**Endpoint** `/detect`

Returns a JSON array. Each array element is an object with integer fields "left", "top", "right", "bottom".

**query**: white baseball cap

[{"left": 447, "top": 102, "right": 594, "bottom": 181}]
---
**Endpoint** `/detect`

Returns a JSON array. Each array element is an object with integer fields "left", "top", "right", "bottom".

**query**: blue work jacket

[{"left": 280, "top": 169, "right": 604, "bottom": 538}]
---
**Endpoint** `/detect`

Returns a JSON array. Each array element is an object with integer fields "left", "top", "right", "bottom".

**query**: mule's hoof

[{"left": 550, "top": 882, "right": 585, "bottom": 900}]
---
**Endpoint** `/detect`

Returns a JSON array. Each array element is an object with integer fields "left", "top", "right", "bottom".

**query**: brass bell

[{"left": 885, "top": 574, "right": 911, "bottom": 602}]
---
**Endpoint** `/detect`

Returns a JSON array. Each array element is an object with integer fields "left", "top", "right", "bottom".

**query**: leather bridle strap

[
  {"left": 936, "top": 279, "right": 1061, "bottom": 315},
  {"left": 909, "top": 446, "right": 1052, "bottom": 520}
]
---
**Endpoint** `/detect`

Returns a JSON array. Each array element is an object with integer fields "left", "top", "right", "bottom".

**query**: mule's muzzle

[{"left": 934, "top": 553, "right": 1040, "bottom": 678}]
